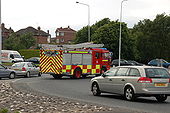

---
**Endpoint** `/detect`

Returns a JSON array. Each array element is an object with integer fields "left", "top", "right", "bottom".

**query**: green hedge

[{"left": 19, "top": 49, "right": 40, "bottom": 59}]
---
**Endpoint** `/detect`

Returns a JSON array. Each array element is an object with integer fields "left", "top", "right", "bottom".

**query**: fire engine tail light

[{"left": 137, "top": 77, "right": 152, "bottom": 83}]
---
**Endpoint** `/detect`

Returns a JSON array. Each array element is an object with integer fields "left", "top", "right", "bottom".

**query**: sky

[{"left": 2, "top": 0, "right": 170, "bottom": 37}]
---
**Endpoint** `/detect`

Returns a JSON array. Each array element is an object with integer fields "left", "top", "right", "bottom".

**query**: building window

[{"left": 60, "top": 32, "right": 64, "bottom": 36}]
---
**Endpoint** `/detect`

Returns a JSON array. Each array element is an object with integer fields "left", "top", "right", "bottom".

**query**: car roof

[{"left": 114, "top": 65, "right": 166, "bottom": 69}]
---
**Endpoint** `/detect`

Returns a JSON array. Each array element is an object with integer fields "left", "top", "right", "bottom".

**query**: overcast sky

[{"left": 2, "top": 0, "right": 170, "bottom": 37}]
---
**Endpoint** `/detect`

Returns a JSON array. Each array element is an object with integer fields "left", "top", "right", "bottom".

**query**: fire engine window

[
  {"left": 72, "top": 54, "right": 82, "bottom": 65},
  {"left": 63, "top": 54, "right": 71, "bottom": 65},
  {"left": 82, "top": 54, "right": 92, "bottom": 65}
]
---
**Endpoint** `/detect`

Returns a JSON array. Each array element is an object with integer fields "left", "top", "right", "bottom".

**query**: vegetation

[
  {"left": 4, "top": 33, "right": 36, "bottom": 51},
  {"left": 19, "top": 49, "right": 40, "bottom": 59},
  {"left": 74, "top": 14, "right": 170, "bottom": 63}
]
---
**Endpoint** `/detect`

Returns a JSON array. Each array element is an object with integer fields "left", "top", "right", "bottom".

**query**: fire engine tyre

[
  {"left": 52, "top": 74, "right": 62, "bottom": 79},
  {"left": 73, "top": 68, "right": 82, "bottom": 79},
  {"left": 38, "top": 72, "right": 42, "bottom": 77},
  {"left": 155, "top": 95, "right": 167, "bottom": 102},
  {"left": 25, "top": 72, "right": 30, "bottom": 78}
]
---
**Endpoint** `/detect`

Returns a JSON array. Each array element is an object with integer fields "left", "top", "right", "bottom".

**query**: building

[
  {"left": 16, "top": 26, "right": 51, "bottom": 44},
  {"left": 1, "top": 23, "right": 14, "bottom": 49},
  {"left": 55, "top": 26, "right": 76, "bottom": 44}
]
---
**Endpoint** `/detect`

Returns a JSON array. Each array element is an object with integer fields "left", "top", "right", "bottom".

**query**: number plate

[{"left": 155, "top": 83, "right": 168, "bottom": 87}]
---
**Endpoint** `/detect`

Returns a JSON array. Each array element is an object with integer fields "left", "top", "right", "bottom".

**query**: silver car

[
  {"left": 91, "top": 66, "right": 170, "bottom": 102},
  {"left": 11, "top": 62, "right": 41, "bottom": 77},
  {"left": 0, "top": 64, "right": 16, "bottom": 79}
]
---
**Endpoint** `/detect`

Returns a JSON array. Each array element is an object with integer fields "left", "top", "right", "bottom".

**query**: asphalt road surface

[{"left": 13, "top": 74, "right": 170, "bottom": 113}]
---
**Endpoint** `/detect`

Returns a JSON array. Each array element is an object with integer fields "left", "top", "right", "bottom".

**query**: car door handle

[
  {"left": 109, "top": 79, "right": 112, "bottom": 81},
  {"left": 121, "top": 79, "right": 125, "bottom": 81}
]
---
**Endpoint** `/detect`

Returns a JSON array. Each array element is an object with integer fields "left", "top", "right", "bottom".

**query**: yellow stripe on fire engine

[
  {"left": 67, "top": 51, "right": 89, "bottom": 54},
  {"left": 96, "top": 65, "right": 100, "bottom": 69},
  {"left": 102, "top": 60, "right": 108, "bottom": 61}
]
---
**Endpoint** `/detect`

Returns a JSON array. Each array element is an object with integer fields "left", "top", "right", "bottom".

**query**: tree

[
  {"left": 132, "top": 14, "right": 170, "bottom": 63},
  {"left": 4, "top": 33, "right": 36, "bottom": 50},
  {"left": 92, "top": 21, "right": 135, "bottom": 60},
  {"left": 74, "top": 18, "right": 111, "bottom": 44}
]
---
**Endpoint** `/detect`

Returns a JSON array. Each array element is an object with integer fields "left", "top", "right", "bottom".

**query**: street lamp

[
  {"left": 0, "top": 0, "right": 2, "bottom": 64},
  {"left": 76, "top": 1, "right": 90, "bottom": 42},
  {"left": 118, "top": 0, "right": 127, "bottom": 66}
]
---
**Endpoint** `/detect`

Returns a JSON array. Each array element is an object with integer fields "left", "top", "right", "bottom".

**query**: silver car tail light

[{"left": 138, "top": 77, "right": 152, "bottom": 83}]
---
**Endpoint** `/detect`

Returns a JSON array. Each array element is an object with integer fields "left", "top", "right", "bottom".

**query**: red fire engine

[{"left": 40, "top": 43, "right": 112, "bottom": 79}]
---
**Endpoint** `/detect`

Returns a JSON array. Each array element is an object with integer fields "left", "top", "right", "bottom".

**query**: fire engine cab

[{"left": 40, "top": 43, "right": 112, "bottom": 79}]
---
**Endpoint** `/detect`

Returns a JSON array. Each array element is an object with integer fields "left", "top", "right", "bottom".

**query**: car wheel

[
  {"left": 25, "top": 72, "right": 30, "bottom": 78},
  {"left": 9, "top": 73, "right": 15, "bottom": 79},
  {"left": 91, "top": 83, "right": 101, "bottom": 96},
  {"left": 38, "top": 72, "right": 42, "bottom": 77},
  {"left": 155, "top": 95, "right": 167, "bottom": 102},
  {"left": 124, "top": 87, "right": 135, "bottom": 101}
]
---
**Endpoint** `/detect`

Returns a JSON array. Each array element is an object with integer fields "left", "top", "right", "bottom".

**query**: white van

[{"left": 1, "top": 50, "right": 24, "bottom": 63}]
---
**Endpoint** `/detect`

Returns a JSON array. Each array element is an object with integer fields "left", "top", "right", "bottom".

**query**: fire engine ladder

[{"left": 40, "top": 42, "right": 104, "bottom": 50}]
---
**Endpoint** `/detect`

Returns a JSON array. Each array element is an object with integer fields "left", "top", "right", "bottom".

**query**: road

[{"left": 13, "top": 74, "right": 170, "bottom": 113}]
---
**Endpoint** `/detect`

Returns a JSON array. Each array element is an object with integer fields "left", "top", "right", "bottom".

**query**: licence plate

[{"left": 155, "top": 83, "right": 168, "bottom": 87}]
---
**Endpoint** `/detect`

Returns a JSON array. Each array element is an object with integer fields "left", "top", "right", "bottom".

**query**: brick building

[
  {"left": 55, "top": 26, "right": 76, "bottom": 44},
  {"left": 16, "top": 26, "right": 51, "bottom": 44},
  {"left": 1, "top": 23, "right": 14, "bottom": 49}
]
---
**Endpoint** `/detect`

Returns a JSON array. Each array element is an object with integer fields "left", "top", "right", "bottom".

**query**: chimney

[
  {"left": 68, "top": 26, "right": 70, "bottom": 28},
  {"left": 47, "top": 30, "right": 49, "bottom": 34},
  {"left": 38, "top": 26, "right": 41, "bottom": 30},
  {"left": 1, "top": 23, "right": 5, "bottom": 29}
]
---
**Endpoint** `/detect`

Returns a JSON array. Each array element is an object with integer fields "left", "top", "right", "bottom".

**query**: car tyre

[
  {"left": 25, "top": 72, "right": 30, "bottom": 78},
  {"left": 124, "top": 87, "right": 135, "bottom": 101},
  {"left": 91, "top": 83, "right": 101, "bottom": 96},
  {"left": 155, "top": 95, "right": 167, "bottom": 102},
  {"left": 38, "top": 72, "right": 42, "bottom": 77},
  {"left": 9, "top": 73, "right": 15, "bottom": 79}
]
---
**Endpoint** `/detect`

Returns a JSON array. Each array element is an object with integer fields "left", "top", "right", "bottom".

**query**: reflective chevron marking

[{"left": 40, "top": 50, "right": 63, "bottom": 74}]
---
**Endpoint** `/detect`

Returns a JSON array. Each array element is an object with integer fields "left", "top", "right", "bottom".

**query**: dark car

[
  {"left": 25, "top": 57, "right": 40, "bottom": 64},
  {"left": 148, "top": 59, "right": 170, "bottom": 68},
  {"left": 127, "top": 60, "right": 144, "bottom": 66},
  {"left": 0, "top": 64, "right": 16, "bottom": 79},
  {"left": 111, "top": 59, "right": 132, "bottom": 67}
]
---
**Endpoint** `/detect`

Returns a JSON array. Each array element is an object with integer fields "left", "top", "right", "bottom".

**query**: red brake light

[
  {"left": 22, "top": 67, "right": 26, "bottom": 71},
  {"left": 169, "top": 78, "right": 170, "bottom": 83},
  {"left": 138, "top": 77, "right": 152, "bottom": 83}
]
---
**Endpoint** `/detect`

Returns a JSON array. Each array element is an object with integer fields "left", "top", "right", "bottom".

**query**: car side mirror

[{"left": 102, "top": 74, "right": 107, "bottom": 77}]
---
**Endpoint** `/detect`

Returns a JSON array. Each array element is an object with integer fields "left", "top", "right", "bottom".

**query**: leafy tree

[
  {"left": 132, "top": 13, "right": 170, "bottom": 63},
  {"left": 74, "top": 18, "right": 111, "bottom": 44},
  {"left": 92, "top": 21, "right": 135, "bottom": 60},
  {"left": 4, "top": 33, "right": 36, "bottom": 50}
]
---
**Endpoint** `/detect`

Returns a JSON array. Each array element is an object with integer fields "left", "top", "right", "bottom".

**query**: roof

[
  {"left": 16, "top": 26, "right": 50, "bottom": 36},
  {"left": 56, "top": 27, "right": 76, "bottom": 33}
]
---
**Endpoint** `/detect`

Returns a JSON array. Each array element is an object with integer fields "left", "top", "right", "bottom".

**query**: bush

[{"left": 19, "top": 49, "right": 40, "bottom": 59}]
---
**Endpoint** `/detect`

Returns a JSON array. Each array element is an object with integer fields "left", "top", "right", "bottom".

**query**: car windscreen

[{"left": 145, "top": 68, "right": 170, "bottom": 78}]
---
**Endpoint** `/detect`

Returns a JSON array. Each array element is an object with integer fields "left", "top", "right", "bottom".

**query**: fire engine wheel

[
  {"left": 73, "top": 68, "right": 82, "bottom": 79},
  {"left": 52, "top": 74, "right": 62, "bottom": 79}
]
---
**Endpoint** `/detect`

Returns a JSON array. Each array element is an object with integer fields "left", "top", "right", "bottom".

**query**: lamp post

[
  {"left": 118, "top": 0, "right": 127, "bottom": 66},
  {"left": 0, "top": 0, "right": 2, "bottom": 64},
  {"left": 76, "top": 1, "right": 90, "bottom": 42}
]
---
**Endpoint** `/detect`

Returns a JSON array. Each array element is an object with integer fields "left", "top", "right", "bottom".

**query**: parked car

[
  {"left": 25, "top": 57, "right": 40, "bottom": 64},
  {"left": 91, "top": 66, "right": 170, "bottom": 102},
  {"left": 127, "top": 60, "right": 144, "bottom": 66},
  {"left": 148, "top": 59, "right": 170, "bottom": 68},
  {"left": 0, "top": 64, "right": 16, "bottom": 79},
  {"left": 111, "top": 59, "right": 132, "bottom": 67},
  {"left": 11, "top": 62, "right": 41, "bottom": 77}
]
